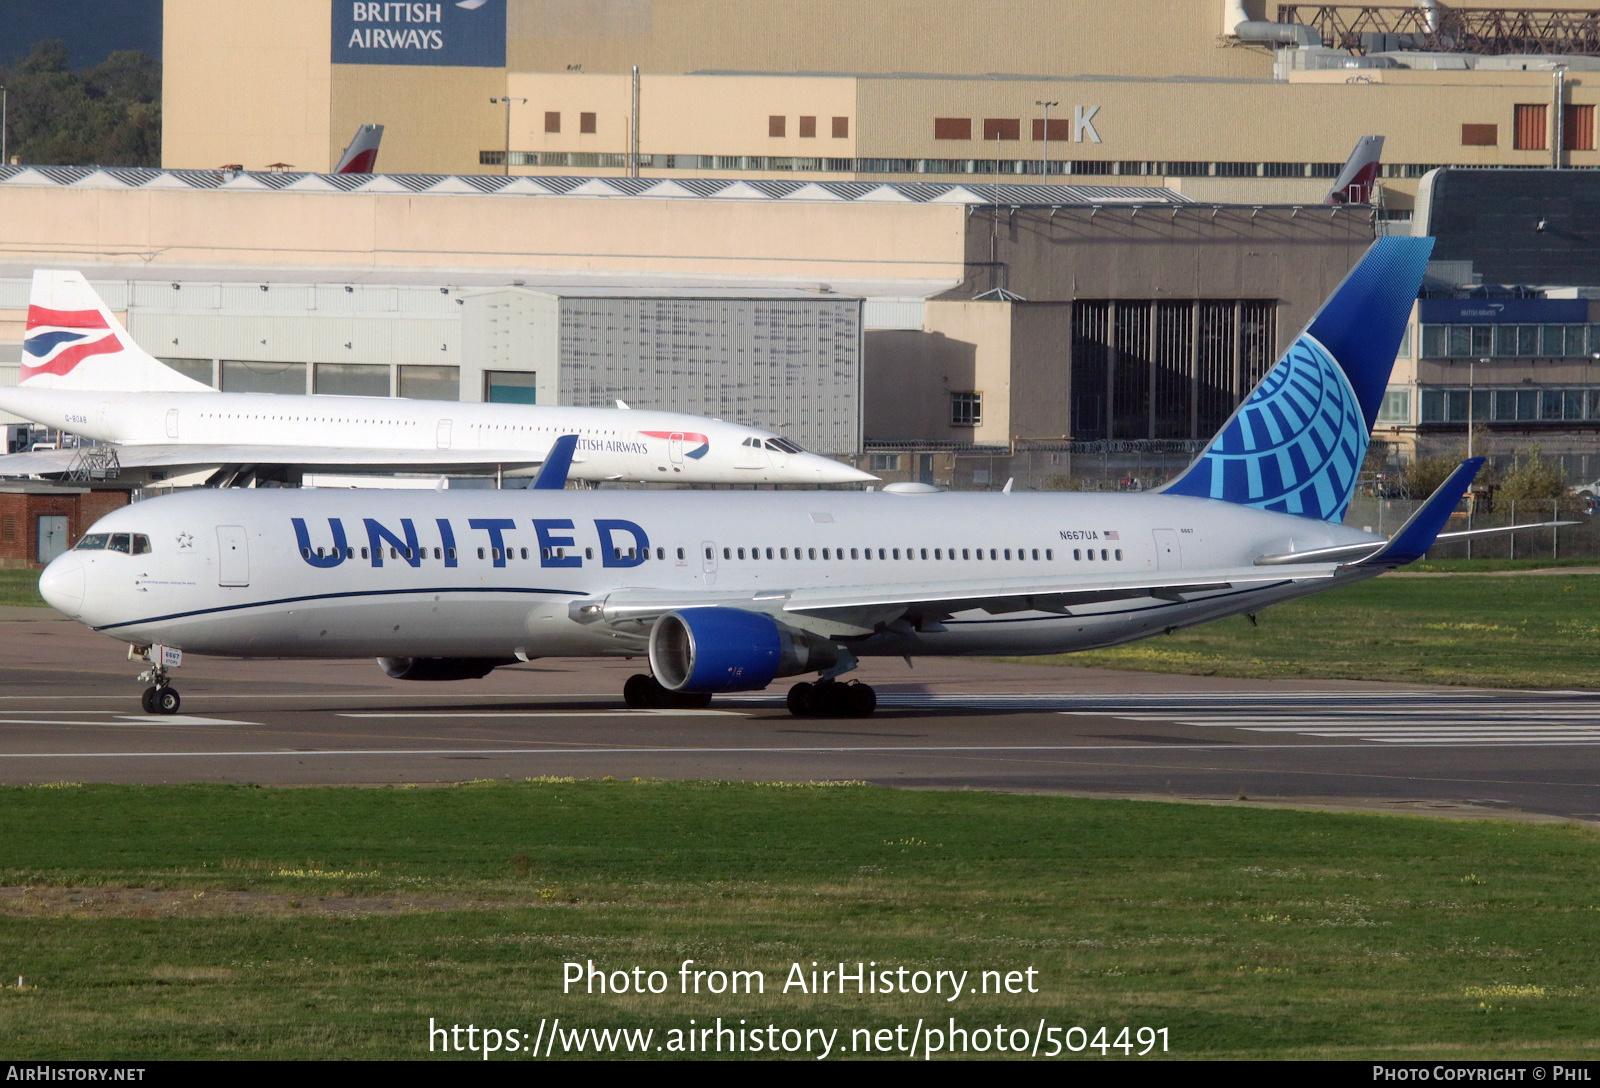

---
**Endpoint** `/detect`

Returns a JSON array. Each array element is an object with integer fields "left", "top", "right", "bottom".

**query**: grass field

[
  {"left": 1016, "top": 572, "right": 1600, "bottom": 689},
  {"left": 0, "top": 568, "right": 45, "bottom": 607},
  {"left": 2, "top": 780, "right": 1598, "bottom": 1060}
]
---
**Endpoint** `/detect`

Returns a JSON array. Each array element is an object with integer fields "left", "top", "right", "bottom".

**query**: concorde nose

[
  {"left": 812, "top": 455, "right": 877, "bottom": 484},
  {"left": 39, "top": 553, "right": 84, "bottom": 618}
]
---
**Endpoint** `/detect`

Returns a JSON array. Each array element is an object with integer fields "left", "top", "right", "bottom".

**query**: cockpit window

[
  {"left": 107, "top": 533, "right": 132, "bottom": 554},
  {"left": 768, "top": 437, "right": 805, "bottom": 454},
  {"left": 75, "top": 533, "right": 108, "bottom": 551},
  {"left": 132, "top": 534, "right": 152, "bottom": 555}
]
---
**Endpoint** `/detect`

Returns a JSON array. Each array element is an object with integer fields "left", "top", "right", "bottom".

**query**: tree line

[{"left": 1, "top": 40, "right": 159, "bottom": 168}]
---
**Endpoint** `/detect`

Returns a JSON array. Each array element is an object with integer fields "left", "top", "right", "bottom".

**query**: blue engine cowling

[{"left": 648, "top": 608, "right": 835, "bottom": 693}]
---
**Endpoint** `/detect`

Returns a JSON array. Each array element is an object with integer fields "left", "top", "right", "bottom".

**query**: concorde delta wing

[{"left": 0, "top": 444, "right": 554, "bottom": 478}]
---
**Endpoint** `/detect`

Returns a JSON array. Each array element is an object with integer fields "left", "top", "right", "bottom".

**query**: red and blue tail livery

[
  {"left": 19, "top": 271, "right": 214, "bottom": 393},
  {"left": 23, "top": 305, "right": 121, "bottom": 380}
]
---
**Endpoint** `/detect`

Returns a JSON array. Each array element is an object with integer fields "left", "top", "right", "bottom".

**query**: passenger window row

[
  {"left": 698, "top": 545, "right": 1122, "bottom": 563},
  {"left": 300, "top": 544, "right": 691, "bottom": 563}
]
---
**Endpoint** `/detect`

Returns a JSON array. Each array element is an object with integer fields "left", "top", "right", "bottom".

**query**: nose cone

[
  {"left": 39, "top": 554, "right": 84, "bottom": 618},
  {"left": 809, "top": 455, "right": 877, "bottom": 484}
]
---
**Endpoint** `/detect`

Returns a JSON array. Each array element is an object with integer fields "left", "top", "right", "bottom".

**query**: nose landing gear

[
  {"left": 134, "top": 644, "right": 182, "bottom": 715},
  {"left": 140, "top": 684, "right": 181, "bottom": 715}
]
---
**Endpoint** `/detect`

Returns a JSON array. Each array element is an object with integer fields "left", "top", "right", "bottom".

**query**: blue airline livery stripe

[{"left": 92, "top": 584, "right": 583, "bottom": 632}]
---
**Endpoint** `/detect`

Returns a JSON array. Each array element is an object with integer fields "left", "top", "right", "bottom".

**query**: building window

[
  {"left": 159, "top": 357, "right": 216, "bottom": 387},
  {"left": 1377, "top": 389, "right": 1411, "bottom": 424},
  {"left": 1565, "top": 104, "right": 1596, "bottom": 150},
  {"left": 1514, "top": 104, "right": 1548, "bottom": 150},
  {"left": 580, "top": 111, "right": 596, "bottom": 134},
  {"left": 934, "top": 117, "right": 972, "bottom": 140},
  {"left": 951, "top": 391, "right": 981, "bottom": 427},
  {"left": 544, "top": 111, "right": 561, "bottom": 134},
  {"left": 1032, "top": 118, "right": 1072, "bottom": 141},
  {"left": 222, "top": 360, "right": 306, "bottom": 395},
  {"left": 868, "top": 453, "right": 900, "bottom": 471},
  {"left": 315, "top": 363, "right": 389, "bottom": 397},
  {"left": 768, "top": 115, "right": 786, "bottom": 138},
  {"left": 484, "top": 370, "right": 537, "bottom": 404},
  {"left": 397, "top": 365, "right": 460, "bottom": 401},
  {"left": 832, "top": 116, "right": 849, "bottom": 138},
  {"left": 1461, "top": 124, "right": 1498, "bottom": 147},
  {"left": 982, "top": 118, "right": 1020, "bottom": 141},
  {"left": 799, "top": 116, "right": 816, "bottom": 138}
]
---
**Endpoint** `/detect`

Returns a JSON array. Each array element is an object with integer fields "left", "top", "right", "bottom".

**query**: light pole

[
  {"left": 2, "top": 85, "right": 8, "bottom": 167},
  {"left": 1035, "top": 99, "right": 1058, "bottom": 179},
  {"left": 489, "top": 96, "right": 526, "bottom": 176},
  {"left": 1471, "top": 357, "right": 1483, "bottom": 460}
]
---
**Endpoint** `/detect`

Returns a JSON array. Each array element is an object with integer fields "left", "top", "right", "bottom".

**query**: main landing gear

[
  {"left": 622, "top": 673, "right": 714, "bottom": 710},
  {"left": 785, "top": 679, "right": 876, "bottom": 719}
]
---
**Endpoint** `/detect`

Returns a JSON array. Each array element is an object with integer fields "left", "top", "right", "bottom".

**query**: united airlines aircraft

[
  {"left": 41, "top": 238, "right": 1511, "bottom": 717},
  {"left": 0, "top": 271, "right": 872, "bottom": 487}
]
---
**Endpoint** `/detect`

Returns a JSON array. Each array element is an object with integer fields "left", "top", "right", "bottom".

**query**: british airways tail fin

[
  {"left": 1327, "top": 135, "right": 1384, "bottom": 205},
  {"left": 1161, "top": 235, "right": 1433, "bottom": 523},
  {"left": 334, "top": 124, "right": 384, "bottom": 174},
  {"left": 23, "top": 271, "right": 214, "bottom": 393}
]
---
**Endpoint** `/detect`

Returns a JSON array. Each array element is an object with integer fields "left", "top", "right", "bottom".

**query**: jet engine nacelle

[
  {"left": 376, "top": 656, "right": 517, "bottom": 681},
  {"left": 648, "top": 608, "right": 837, "bottom": 693}
]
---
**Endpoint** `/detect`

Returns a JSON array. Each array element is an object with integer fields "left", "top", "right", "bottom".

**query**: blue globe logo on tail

[
  {"left": 1162, "top": 236, "right": 1434, "bottom": 523},
  {"left": 1170, "top": 333, "right": 1365, "bottom": 522}
]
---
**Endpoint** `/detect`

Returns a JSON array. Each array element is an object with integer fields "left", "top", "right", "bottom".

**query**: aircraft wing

[
  {"left": 576, "top": 565, "right": 1341, "bottom": 638},
  {"left": 0, "top": 444, "right": 553, "bottom": 477},
  {"left": 0, "top": 448, "right": 84, "bottom": 475}
]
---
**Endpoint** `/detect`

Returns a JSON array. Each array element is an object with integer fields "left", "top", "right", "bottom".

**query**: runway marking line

[{"left": 9, "top": 740, "right": 1600, "bottom": 760}]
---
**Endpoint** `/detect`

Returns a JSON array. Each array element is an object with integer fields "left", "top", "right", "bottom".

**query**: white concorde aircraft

[
  {"left": 0, "top": 270, "right": 873, "bottom": 487},
  {"left": 42, "top": 238, "right": 1540, "bottom": 718}
]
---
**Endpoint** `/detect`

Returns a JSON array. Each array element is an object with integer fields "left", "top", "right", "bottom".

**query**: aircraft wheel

[
  {"left": 672, "top": 691, "right": 713, "bottom": 709},
  {"left": 846, "top": 682, "right": 877, "bottom": 718},
  {"left": 156, "top": 687, "right": 181, "bottom": 715},
  {"left": 623, "top": 673, "right": 659, "bottom": 709},
  {"left": 815, "top": 681, "right": 850, "bottom": 718},
  {"left": 141, "top": 686, "right": 159, "bottom": 715},
  {"left": 786, "top": 681, "right": 816, "bottom": 717}
]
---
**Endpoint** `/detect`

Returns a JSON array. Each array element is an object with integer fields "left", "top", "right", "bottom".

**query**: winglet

[
  {"left": 531, "top": 434, "right": 579, "bottom": 490},
  {"left": 1363, "top": 457, "right": 1484, "bottom": 566}
]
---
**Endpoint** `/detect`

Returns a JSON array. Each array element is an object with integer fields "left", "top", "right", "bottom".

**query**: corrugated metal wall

[{"left": 557, "top": 297, "right": 862, "bottom": 453}]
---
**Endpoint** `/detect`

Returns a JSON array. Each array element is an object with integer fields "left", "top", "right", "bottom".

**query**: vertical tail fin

[
  {"left": 1161, "top": 235, "right": 1433, "bottom": 523},
  {"left": 334, "top": 124, "right": 384, "bottom": 174},
  {"left": 1326, "top": 135, "right": 1384, "bottom": 205},
  {"left": 24, "top": 271, "right": 213, "bottom": 392}
]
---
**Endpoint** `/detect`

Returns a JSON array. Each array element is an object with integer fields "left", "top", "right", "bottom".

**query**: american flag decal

[{"left": 1104, "top": 530, "right": 1120, "bottom": 540}]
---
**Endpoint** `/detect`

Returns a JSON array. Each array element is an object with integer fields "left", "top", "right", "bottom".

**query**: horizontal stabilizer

[
  {"left": 1256, "top": 458, "right": 1485, "bottom": 568},
  {"left": 1365, "top": 457, "right": 1485, "bottom": 565}
]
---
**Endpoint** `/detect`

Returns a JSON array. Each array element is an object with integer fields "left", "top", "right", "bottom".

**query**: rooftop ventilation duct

[{"left": 1223, "top": 0, "right": 1323, "bottom": 47}]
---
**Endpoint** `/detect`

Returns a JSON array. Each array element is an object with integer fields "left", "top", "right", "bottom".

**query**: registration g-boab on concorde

[{"left": 41, "top": 238, "right": 1545, "bottom": 718}]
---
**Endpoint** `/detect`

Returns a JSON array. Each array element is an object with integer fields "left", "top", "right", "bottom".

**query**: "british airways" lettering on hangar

[{"left": 331, "top": 1, "right": 506, "bottom": 68}]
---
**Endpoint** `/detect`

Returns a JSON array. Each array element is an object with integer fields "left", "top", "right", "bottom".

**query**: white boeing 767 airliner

[
  {"left": 0, "top": 270, "right": 872, "bottom": 487},
  {"left": 42, "top": 238, "right": 1529, "bottom": 717}
]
